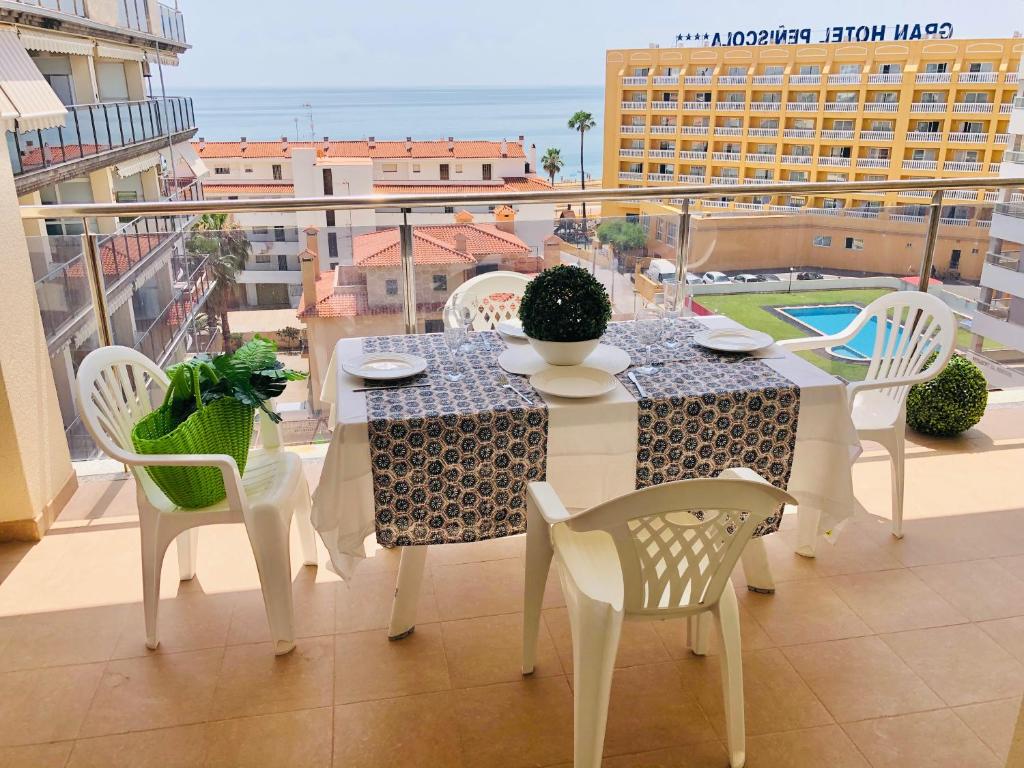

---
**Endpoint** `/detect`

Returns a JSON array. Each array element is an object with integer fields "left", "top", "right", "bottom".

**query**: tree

[
  {"left": 189, "top": 213, "right": 250, "bottom": 351},
  {"left": 279, "top": 325, "right": 302, "bottom": 352},
  {"left": 567, "top": 111, "right": 596, "bottom": 221},
  {"left": 595, "top": 219, "right": 646, "bottom": 251},
  {"left": 541, "top": 147, "right": 564, "bottom": 186}
]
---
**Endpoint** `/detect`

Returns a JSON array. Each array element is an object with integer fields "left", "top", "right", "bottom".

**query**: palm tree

[
  {"left": 541, "top": 147, "right": 564, "bottom": 186},
  {"left": 567, "top": 111, "right": 596, "bottom": 222},
  {"left": 190, "top": 213, "right": 250, "bottom": 351}
]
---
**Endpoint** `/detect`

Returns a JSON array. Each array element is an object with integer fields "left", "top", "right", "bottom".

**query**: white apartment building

[{"left": 194, "top": 137, "right": 555, "bottom": 308}]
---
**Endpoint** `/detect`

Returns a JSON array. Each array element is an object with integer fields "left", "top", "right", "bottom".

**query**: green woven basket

[{"left": 131, "top": 367, "right": 255, "bottom": 509}]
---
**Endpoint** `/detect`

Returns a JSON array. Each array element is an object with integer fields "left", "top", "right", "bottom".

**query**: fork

[{"left": 496, "top": 373, "right": 533, "bottom": 405}]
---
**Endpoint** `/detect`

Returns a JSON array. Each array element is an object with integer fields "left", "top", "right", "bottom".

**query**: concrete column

[
  {"left": 88, "top": 167, "right": 118, "bottom": 234},
  {"left": 140, "top": 167, "right": 161, "bottom": 201},
  {"left": 109, "top": 298, "right": 137, "bottom": 347},
  {"left": 0, "top": 148, "right": 76, "bottom": 540},
  {"left": 245, "top": 283, "right": 258, "bottom": 306},
  {"left": 69, "top": 55, "right": 98, "bottom": 104}
]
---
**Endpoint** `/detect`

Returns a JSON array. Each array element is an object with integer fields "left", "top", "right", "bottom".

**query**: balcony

[
  {"left": 621, "top": 101, "right": 647, "bottom": 111},
  {"left": 618, "top": 149, "right": 643, "bottom": 158},
  {"left": 715, "top": 102, "right": 745, "bottom": 111},
  {"left": 783, "top": 129, "right": 816, "bottom": 139},
  {"left": 617, "top": 171, "right": 642, "bottom": 181},
  {"left": 867, "top": 73, "right": 902, "bottom": 84},
  {"left": 679, "top": 125, "right": 709, "bottom": 135},
  {"left": 828, "top": 73, "right": 862, "bottom": 84},
  {"left": 711, "top": 152, "right": 741, "bottom": 162},
  {"left": 819, "top": 156, "right": 852, "bottom": 167},
  {"left": 650, "top": 125, "right": 676, "bottom": 134},
  {"left": 710, "top": 175, "right": 740, "bottom": 183},
  {"left": 824, "top": 102, "right": 858, "bottom": 112},
  {"left": 995, "top": 133, "right": 1010, "bottom": 144},
  {"left": 683, "top": 75, "right": 712, "bottom": 85},
  {"left": 958, "top": 72, "right": 998, "bottom": 84},
  {"left": 158, "top": 1, "right": 187, "bottom": 43},
  {"left": 718, "top": 75, "right": 748, "bottom": 85},
  {"left": 622, "top": 76, "right": 649, "bottom": 86},
  {"left": 747, "top": 128, "right": 779, "bottom": 137},
  {"left": 915, "top": 72, "right": 951, "bottom": 83},
  {"left": 647, "top": 149, "right": 674, "bottom": 158},
  {"left": 858, "top": 157, "right": 891, "bottom": 168},
  {"left": 909, "top": 102, "right": 946, "bottom": 113},
  {"left": 9, "top": 0, "right": 85, "bottom": 15},
  {"left": 789, "top": 74, "right": 821, "bottom": 85},
  {"left": 864, "top": 102, "right": 902, "bottom": 114},
  {"left": 678, "top": 150, "right": 707, "bottom": 160},
  {"left": 653, "top": 75, "right": 679, "bottom": 85},
  {"left": 744, "top": 153, "right": 775, "bottom": 163},
  {"left": 821, "top": 130, "right": 854, "bottom": 140},
  {"left": 1006, "top": 150, "right": 1024, "bottom": 165},
  {"left": 902, "top": 159, "right": 939, "bottom": 170},
  {"left": 1008, "top": 73, "right": 1020, "bottom": 84},
  {"left": 1015, "top": 96, "right": 1024, "bottom": 109},
  {"left": 751, "top": 74, "right": 783, "bottom": 85},
  {"left": 785, "top": 101, "right": 819, "bottom": 112},
  {"left": 906, "top": 131, "right": 944, "bottom": 142},
  {"left": 750, "top": 101, "right": 781, "bottom": 112},
  {"left": 8, "top": 97, "right": 196, "bottom": 185},
  {"left": 1001, "top": 102, "right": 1014, "bottom": 114},
  {"left": 646, "top": 172, "right": 674, "bottom": 182},
  {"left": 743, "top": 177, "right": 775, "bottom": 184},
  {"left": 651, "top": 101, "right": 678, "bottom": 111},
  {"left": 948, "top": 132, "right": 989, "bottom": 143},
  {"left": 953, "top": 102, "right": 994, "bottom": 113},
  {"left": 943, "top": 160, "right": 984, "bottom": 172},
  {"left": 619, "top": 125, "right": 645, "bottom": 134},
  {"left": 678, "top": 173, "right": 705, "bottom": 183},
  {"left": 781, "top": 154, "right": 813, "bottom": 164},
  {"left": 713, "top": 126, "right": 742, "bottom": 136},
  {"left": 681, "top": 102, "right": 711, "bottom": 111},
  {"left": 859, "top": 131, "right": 895, "bottom": 141}
]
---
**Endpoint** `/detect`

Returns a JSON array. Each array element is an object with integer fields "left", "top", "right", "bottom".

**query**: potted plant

[
  {"left": 519, "top": 264, "right": 612, "bottom": 365},
  {"left": 906, "top": 353, "right": 988, "bottom": 437},
  {"left": 131, "top": 336, "right": 306, "bottom": 509}
]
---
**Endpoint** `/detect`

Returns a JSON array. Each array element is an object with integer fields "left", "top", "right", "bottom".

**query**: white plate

[
  {"left": 498, "top": 343, "right": 631, "bottom": 376},
  {"left": 530, "top": 366, "right": 617, "bottom": 399},
  {"left": 342, "top": 352, "right": 427, "bottom": 381},
  {"left": 694, "top": 328, "right": 774, "bottom": 353},
  {"left": 496, "top": 319, "right": 526, "bottom": 339}
]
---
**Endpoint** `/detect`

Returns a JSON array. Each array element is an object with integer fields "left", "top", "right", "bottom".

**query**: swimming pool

[{"left": 777, "top": 304, "right": 902, "bottom": 361}]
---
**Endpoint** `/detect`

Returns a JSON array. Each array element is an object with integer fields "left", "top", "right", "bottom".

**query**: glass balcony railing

[
  {"left": 158, "top": 2, "right": 187, "bottom": 44},
  {"left": 11, "top": 0, "right": 86, "bottom": 16},
  {"left": 117, "top": 0, "right": 150, "bottom": 33},
  {"left": 7, "top": 97, "right": 195, "bottom": 177}
]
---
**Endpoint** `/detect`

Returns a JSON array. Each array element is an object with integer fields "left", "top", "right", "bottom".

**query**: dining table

[{"left": 311, "top": 314, "right": 862, "bottom": 638}]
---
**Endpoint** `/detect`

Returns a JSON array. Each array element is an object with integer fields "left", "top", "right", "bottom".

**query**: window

[
  {"left": 920, "top": 91, "right": 944, "bottom": 104},
  {"left": 322, "top": 168, "right": 333, "bottom": 195},
  {"left": 244, "top": 166, "right": 254, "bottom": 174},
  {"left": 272, "top": 164, "right": 282, "bottom": 180},
  {"left": 968, "top": 62, "right": 994, "bottom": 73},
  {"left": 695, "top": 66, "right": 713, "bottom": 76},
  {"left": 835, "top": 91, "right": 858, "bottom": 103},
  {"left": 764, "top": 65, "right": 784, "bottom": 75},
  {"left": 326, "top": 210, "right": 336, "bottom": 227},
  {"left": 666, "top": 222, "right": 678, "bottom": 246},
  {"left": 871, "top": 120, "right": 894, "bottom": 131},
  {"left": 655, "top": 219, "right": 664, "bottom": 240},
  {"left": 727, "top": 66, "right": 746, "bottom": 76},
  {"left": 950, "top": 249, "right": 962, "bottom": 269},
  {"left": 277, "top": 255, "right": 288, "bottom": 270},
  {"left": 833, "top": 119, "right": 854, "bottom": 131},
  {"left": 963, "top": 92, "right": 989, "bottom": 104},
  {"left": 876, "top": 91, "right": 899, "bottom": 103},
  {"left": 412, "top": 163, "right": 421, "bottom": 173},
  {"left": 924, "top": 62, "right": 949, "bottom": 73},
  {"left": 878, "top": 63, "right": 901, "bottom": 74},
  {"left": 845, "top": 237, "right": 864, "bottom": 250},
  {"left": 813, "top": 235, "right": 832, "bottom": 247},
  {"left": 274, "top": 226, "right": 286, "bottom": 242},
  {"left": 382, "top": 163, "right": 398, "bottom": 173},
  {"left": 214, "top": 166, "right": 229, "bottom": 175},
  {"left": 633, "top": 67, "right": 650, "bottom": 76},
  {"left": 255, "top": 252, "right": 271, "bottom": 263},
  {"left": 440, "top": 163, "right": 450, "bottom": 180},
  {"left": 328, "top": 232, "right": 338, "bottom": 261},
  {"left": 788, "top": 171, "right": 809, "bottom": 181},
  {"left": 793, "top": 118, "right": 814, "bottom": 129},
  {"left": 443, "top": 205, "right": 455, "bottom": 214},
  {"left": 759, "top": 92, "right": 781, "bottom": 103},
  {"left": 795, "top": 92, "right": 817, "bottom": 103},
  {"left": 385, "top": 279, "right": 399, "bottom": 296},
  {"left": 432, "top": 274, "right": 448, "bottom": 292},
  {"left": 916, "top": 121, "right": 941, "bottom": 132},
  {"left": 799, "top": 65, "right": 821, "bottom": 75},
  {"left": 455, "top": 164, "right": 463, "bottom": 173},
  {"left": 115, "top": 191, "right": 138, "bottom": 203},
  {"left": 839, "top": 63, "right": 860, "bottom": 74},
  {"left": 482, "top": 163, "right": 492, "bottom": 180}
]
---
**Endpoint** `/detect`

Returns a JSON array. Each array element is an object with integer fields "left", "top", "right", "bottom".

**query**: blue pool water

[{"left": 779, "top": 304, "right": 902, "bottom": 361}]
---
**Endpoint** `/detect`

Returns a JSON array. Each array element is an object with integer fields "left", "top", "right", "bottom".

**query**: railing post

[
  {"left": 81, "top": 218, "right": 114, "bottom": 347},
  {"left": 399, "top": 210, "right": 417, "bottom": 334},
  {"left": 674, "top": 198, "right": 691, "bottom": 313},
  {"left": 918, "top": 189, "right": 944, "bottom": 291}
]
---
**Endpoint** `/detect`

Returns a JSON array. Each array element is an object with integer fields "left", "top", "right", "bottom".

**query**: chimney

[
  {"left": 240, "top": 136, "right": 247, "bottom": 153},
  {"left": 447, "top": 136, "right": 455, "bottom": 152},
  {"left": 299, "top": 250, "right": 318, "bottom": 317},
  {"left": 405, "top": 136, "right": 413, "bottom": 153},
  {"left": 304, "top": 226, "right": 321, "bottom": 275},
  {"left": 322, "top": 136, "right": 330, "bottom": 153},
  {"left": 500, "top": 138, "right": 508, "bottom": 157},
  {"left": 368, "top": 135, "right": 376, "bottom": 149},
  {"left": 494, "top": 204, "right": 515, "bottom": 234},
  {"left": 198, "top": 137, "right": 206, "bottom": 150},
  {"left": 518, "top": 135, "right": 525, "bottom": 143},
  {"left": 528, "top": 143, "right": 537, "bottom": 176},
  {"left": 454, "top": 232, "right": 468, "bottom": 253}
]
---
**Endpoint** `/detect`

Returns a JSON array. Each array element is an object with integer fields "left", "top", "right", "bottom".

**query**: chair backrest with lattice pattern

[{"left": 443, "top": 271, "right": 532, "bottom": 330}]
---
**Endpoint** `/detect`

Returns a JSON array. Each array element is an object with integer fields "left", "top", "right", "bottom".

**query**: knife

[
  {"left": 627, "top": 371, "right": 647, "bottom": 398},
  {"left": 352, "top": 383, "right": 431, "bottom": 392}
]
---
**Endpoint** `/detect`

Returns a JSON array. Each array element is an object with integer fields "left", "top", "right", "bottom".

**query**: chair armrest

[
  {"left": 777, "top": 333, "right": 848, "bottom": 352},
  {"left": 259, "top": 398, "right": 282, "bottom": 450},
  {"left": 846, "top": 375, "right": 927, "bottom": 401},
  {"left": 527, "top": 482, "right": 572, "bottom": 525},
  {"left": 125, "top": 452, "right": 247, "bottom": 513}
]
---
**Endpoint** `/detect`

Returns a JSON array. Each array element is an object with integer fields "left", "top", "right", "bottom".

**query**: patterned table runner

[
  {"left": 603, "top": 318, "right": 801, "bottom": 536},
  {"left": 363, "top": 332, "right": 547, "bottom": 547}
]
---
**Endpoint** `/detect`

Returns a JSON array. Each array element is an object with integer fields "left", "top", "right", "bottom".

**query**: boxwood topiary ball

[
  {"left": 906, "top": 354, "right": 988, "bottom": 437},
  {"left": 518, "top": 265, "right": 612, "bottom": 342}
]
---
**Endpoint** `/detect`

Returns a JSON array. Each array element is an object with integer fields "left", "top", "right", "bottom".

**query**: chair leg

[
  {"left": 388, "top": 546, "right": 428, "bottom": 640},
  {"left": 688, "top": 612, "right": 714, "bottom": 656},
  {"left": 888, "top": 430, "right": 906, "bottom": 539},
  {"left": 243, "top": 508, "right": 296, "bottom": 655},
  {"left": 740, "top": 536, "right": 775, "bottom": 594},
  {"left": 139, "top": 512, "right": 171, "bottom": 650},
  {"left": 568, "top": 590, "right": 623, "bottom": 768},
  {"left": 714, "top": 585, "right": 746, "bottom": 768},
  {"left": 523, "top": 499, "right": 554, "bottom": 674},
  {"left": 293, "top": 479, "right": 318, "bottom": 566},
  {"left": 176, "top": 527, "right": 199, "bottom": 581}
]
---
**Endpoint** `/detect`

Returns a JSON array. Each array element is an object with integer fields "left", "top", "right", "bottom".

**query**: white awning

[
  {"left": 147, "top": 51, "right": 179, "bottom": 68},
  {"left": 0, "top": 29, "right": 67, "bottom": 133},
  {"left": 115, "top": 151, "right": 161, "bottom": 178},
  {"left": 18, "top": 29, "right": 93, "bottom": 56},
  {"left": 173, "top": 141, "right": 209, "bottom": 177},
  {"left": 95, "top": 42, "right": 145, "bottom": 62}
]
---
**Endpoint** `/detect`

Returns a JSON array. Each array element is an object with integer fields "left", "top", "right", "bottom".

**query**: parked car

[
  {"left": 684, "top": 273, "right": 704, "bottom": 285},
  {"left": 702, "top": 271, "right": 732, "bottom": 284},
  {"left": 796, "top": 271, "right": 825, "bottom": 281},
  {"left": 644, "top": 258, "right": 677, "bottom": 285},
  {"left": 733, "top": 273, "right": 766, "bottom": 283},
  {"left": 761, "top": 274, "right": 783, "bottom": 282}
]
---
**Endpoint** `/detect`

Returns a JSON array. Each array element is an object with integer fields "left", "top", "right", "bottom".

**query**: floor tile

[
  {"left": 441, "top": 611, "right": 560, "bottom": 687},
  {"left": 427, "top": 535, "right": 524, "bottom": 567},
  {"left": 979, "top": 616, "right": 1024, "bottom": 662},
  {"left": 680, "top": 648, "right": 833, "bottom": 737},
  {"left": 881, "top": 624, "right": 1024, "bottom": 706},
  {"left": 432, "top": 558, "right": 526, "bottom": 621},
  {"left": 67, "top": 724, "right": 206, "bottom": 768},
  {"left": 783, "top": 636, "right": 943, "bottom": 722},
  {"left": 80, "top": 648, "right": 223, "bottom": 737},
  {"left": 112, "top": 593, "right": 236, "bottom": 659},
  {"left": 0, "top": 663, "right": 104, "bottom": 746},
  {"left": 0, "top": 605, "right": 128, "bottom": 672},
  {"left": 911, "top": 559, "right": 1024, "bottom": 621},
  {"left": 602, "top": 662, "right": 715, "bottom": 756},
  {"left": 335, "top": 570, "right": 438, "bottom": 635},
  {"left": 547, "top": 740, "right": 727, "bottom": 768},
  {"left": 955, "top": 697, "right": 1023, "bottom": 763},
  {"left": 204, "top": 708, "right": 332, "bottom": 768},
  {"left": 454, "top": 677, "right": 573, "bottom": 768},
  {"left": 745, "top": 724, "right": 869, "bottom": 768},
  {"left": 544, "top": 607, "right": 668, "bottom": 674},
  {"left": 826, "top": 569, "right": 968, "bottom": 634},
  {"left": 334, "top": 624, "right": 450, "bottom": 704},
  {"left": 333, "top": 692, "right": 463, "bottom": 768},
  {"left": 843, "top": 709, "right": 1001, "bottom": 768},
  {"left": 0, "top": 741, "right": 74, "bottom": 768},
  {"left": 738, "top": 579, "right": 872, "bottom": 646},
  {"left": 211, "top": 636, "right": 334, "bottom": 719},
  {"left": 227, "top": 579, "right": 336, "bottom": 645}
]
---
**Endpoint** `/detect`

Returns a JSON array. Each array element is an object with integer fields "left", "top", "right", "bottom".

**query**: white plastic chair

[
  {"left": 777, "top": 291, "right": 956, "bottom": 538},
  {"left": 522, "top": 467, "right": 795, "bottom": 768},
  {"left": 443, "top": 270, "right": 532, "bottom": 330},
  {"left": 75, "top": 346, "right": 318, "bottom": 655}
]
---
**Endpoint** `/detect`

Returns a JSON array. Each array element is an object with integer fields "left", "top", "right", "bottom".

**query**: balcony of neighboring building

[
  {"left": 1, "top": 0, "right": 187, "bottom": 50},
  {"left": 981, "top": 249, "right": 1024, "bottom": 299}
]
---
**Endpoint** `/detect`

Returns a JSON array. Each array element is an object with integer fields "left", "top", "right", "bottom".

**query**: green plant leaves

[
  {"left": 906, "top": 353, "right": 988, "bottom": 437},
  {"left": 519, "top": 264, "right": 612, "bottom": 342}
]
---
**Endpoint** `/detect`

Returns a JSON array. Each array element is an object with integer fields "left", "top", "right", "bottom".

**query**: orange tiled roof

[
  {"left": 66, "top": 233, "right": 168, "bottom": 278},
  {"left": 202, "top": 182, "right": 295, "bottom": 196},
  {"left": 372, "top": 177, "right": 553, "bottom": 194},
  {"left": 194, "top": 139, "right": 526, "bottom": 160},
  {"left": 353, "top": 224, "right": 530, "bottom": 268},
  {"left": 16, "top": 143, "right": 107, "bottom": 168},
  {"left": 297, "top": 277, "right": 368, "bottom": 319}
]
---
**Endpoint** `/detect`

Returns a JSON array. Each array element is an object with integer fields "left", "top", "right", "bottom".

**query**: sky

[{"left": 165, "top": 0, "right": 1024, "bottom": 91}]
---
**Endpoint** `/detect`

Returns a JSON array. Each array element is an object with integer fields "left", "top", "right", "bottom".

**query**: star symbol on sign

[
  {"left": 676, "top": 33, "right": 684, "bottom": 41},
  {"left": 693, "top": 31, "right": 700, "bottom": 39},
  {"left": 703, "top": 33, "right": 710, "bottom": 40},
  {"left": 685, "top": 33, "right": 692, "bottom": 41}
]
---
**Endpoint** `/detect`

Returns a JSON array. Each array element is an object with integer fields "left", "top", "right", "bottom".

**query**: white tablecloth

[{"left": 311, "top": 315, "right": 861, "bottom": 578}]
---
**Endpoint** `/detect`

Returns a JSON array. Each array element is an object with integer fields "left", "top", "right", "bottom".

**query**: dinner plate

[
  {"left": 498, "top": 343, "right": 631, "bottom": 376},
  {"left": 529, "top": 366, "right": 617, "bottom": 399},
  {"left": 342, "top": 352, "right": 427, "bottom": 381},
  {"left": 694, "top": 327, "right": 774, "bottom": 353},
  {"left": 496, "top": 319, "right": 527, "bottom": 339}
]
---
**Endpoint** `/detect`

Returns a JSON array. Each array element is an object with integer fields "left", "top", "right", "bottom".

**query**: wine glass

[
  {"left": 442, "top": 324, "right": 466, "bottom": 382},
  {"left": 461, "top": 303, "right": 489, "bottom": 351},
  {"left": 662, "top": 282, "right": 683, "bottom": 349},
  {"left": 634, "top": 305, "right": 663, "bottom": 374}
]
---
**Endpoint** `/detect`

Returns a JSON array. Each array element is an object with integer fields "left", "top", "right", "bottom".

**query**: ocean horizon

[{"left": 187, "top": 85, "right": 606, "bottom": 181}]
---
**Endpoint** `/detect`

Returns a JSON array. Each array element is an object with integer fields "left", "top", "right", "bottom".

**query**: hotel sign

[{"left": 676, "top": 22, "right": 954, "bottom": 47}]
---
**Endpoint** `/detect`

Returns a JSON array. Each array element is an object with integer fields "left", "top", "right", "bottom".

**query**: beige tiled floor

[{"left": 3, "top": 406, "right": 1024, "bottom": 766}]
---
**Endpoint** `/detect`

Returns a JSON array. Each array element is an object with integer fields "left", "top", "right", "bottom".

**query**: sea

[{"left": 188, "top": 85, "right": 606, "bottom": 181}]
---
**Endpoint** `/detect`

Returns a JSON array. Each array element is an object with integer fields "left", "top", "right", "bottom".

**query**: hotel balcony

[
  {"left": 948, "top": 132, "right": 991, "bottom": 143},
  {"left": 909, "top": 102, "right": 947, "bottom": 113},
  {"left": 819, "top": 156, "right": 852, "bottom": 167},
  {"left": 859, "top": 130, "right": 895, "bottom": 141},
  {"left": 618, "top": 149, "right": 643, "bottom": 158},
  {"left": 823, "top": 102, "right": 858, "bottom": 112},
  {"left": 828, "top": 73, "right": 862, "bottom": 84},
  {"left": 953, "top": 102, "right": 994, "bottom": 113},
  {"left": 751, "top": 74, "right": 783, "bottom": 85},
  {"left": 1015, "top": 96, "right": 1024, "bottom": 109},
  {"left": 619, "top": 125, "right": 645, "bottom": 134},
  {"left": 617, "top": 171, "right": 642, "bottom": 181},
  {"left": 958, "top": 72, "right": 999, "bottom": 84},
  {"left": 1005, "top": 150, "right": 1024, "bottom": 166},
  {"left": 715, "top": 102, "right": 745, "bottom": 111},
  {"left": 783, "top": 129, "right": 816, "bottom": 139},
  {"left": 744, "top": 153, "right": 775, "bottom": 163},
  {"left": 943, "top": 160, "right": 985, "bottom": 173},
  {"left": 857, "top": 157, "right": 891, "bottom": 168},
  {"left": 678, "top": 150, "right": 707, "bottom": 160},
  {"left": 867, "top": 73, "right": 903, "bottom": 84},
  {"left": 743, "top": 176, "right": 775, "bottom": 184},
  {"left": 713, "top": 126, "right": 742, "bottom": 137},
  {"left": 681, "top": 101, "right": 711, "bottom": 111},
  {"left": 711, "top": 152, "right": 741, "bottom": 162},
  {"left": 995, "top": 133, "right": 1010, "bottom": 144},
  {"left": 750, "top": 101, "right": 782, "bottom": 112},
  {"left": 678, "top": 173, "right": 706, "bottom": 183},
  {"left": 1008, "top": 72, "right": 1020, "bottom": 84},
  {"left": 8, "top": 97, "right": 197, "bottom": 193},
  {"left": 652, "top": 75, "right": 679, "bottom": 85},
  {"left": 866, "top": 102, "right": 901, "bottom": 112},
  {"left": 679, "top": 125, "right": 709, "bottom": 135},
  {"left": 650, "top": 125, "right": 676, "bottom": 134},
  {"left": 652, "top": 101, "right": 678, "bottom": 111},
  {"left": 901, "top": 159, "right": 939, "bottom": 171},
  {"left": 781, "top": 154, "right": 813, "bottom": 164},
  {"left": 981, "top": 250, "right": 1024, "bottom": 304},
  {"left": 621, "top": 101, "right": 647, "bottom": 111},
  {"left": 646, "top": 172, "right": 674, "bottom": 182},
  {"left": 4, "top": 0, "right": 188, "bottom": 47},
  {"left": 710, "top": 175, "right": 739, "bottom": 183},
  {"left": 748, "top": 127, "right": 779, "bottom": 137},
  {"left": 1000, "top": 103, "right": 1014, "bottom": 113},
  {"left": 785, "top": 101, "right": 819, "bottom": 112},
  {"left": 906, "top": 131, "right": 944, "bottom": 142},
  {"left": 821, "top": 129, "right": 855, "bottom": 140},
  {"left": 683, "top": 75, "right": 712, "bottom": 85},
  {"left": 622, "top": 76, "right": 649, "bottom": 86},
  {"left": 647, "top": 149, "right": 674, "bottom": 158},
  {"left": 717, "top": 75, "right": 748, "bottom": 85},
  {"left": 788, "top": 74, "right": 821, "bottom": 85},
  {"left": 916, "top": 72, "right": 952, "bottom": 83}
]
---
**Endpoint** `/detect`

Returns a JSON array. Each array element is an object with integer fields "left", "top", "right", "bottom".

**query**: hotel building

[
  {"left": 1, "top": 0, "right": 203, "bottom": 462},
  {"left": 604, "top": 36, "right": 1021, "bottom": 213},
  {"left": 194, "top": 137, "right": 554, "bottom": 309}
]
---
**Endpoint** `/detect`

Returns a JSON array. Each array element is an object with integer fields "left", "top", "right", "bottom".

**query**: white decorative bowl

[{"left": 526, "top": 337, "right": 601, "bottom": 366}]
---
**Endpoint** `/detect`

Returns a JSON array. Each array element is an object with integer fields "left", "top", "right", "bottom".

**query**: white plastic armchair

[
  {"left": 443, "top": 270, "right": 532, "bottom": 330},
  {"left": 777, "top": 291, "right": 956, "bottom": 537},
  {"left": 522, "top": 468, "right": 795, "bottom": 768},
  {"left": 75, "top": 346, "right": 318, "bottom": 655}
]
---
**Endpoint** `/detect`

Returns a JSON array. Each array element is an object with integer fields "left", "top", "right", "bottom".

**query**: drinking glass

[
  {"left": 461, "top": 303, "right": 490, "bottom": 351},
  {"left": 662, "top": 282, "right": 683, "bottom": 349},
  {"left": 634, "top": 305, "right": 663, "bottom": 374},
  {"left": 443, "top": 325, "right": 466, "bottom": 381}
]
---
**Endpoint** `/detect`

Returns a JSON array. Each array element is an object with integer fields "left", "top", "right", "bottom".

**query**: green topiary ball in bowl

[
  {"left": 519, "top": 264, "right": 612, "bottom": 342},
  {"left": 906, "top": 353, "right": 988, "bottom": 437}
]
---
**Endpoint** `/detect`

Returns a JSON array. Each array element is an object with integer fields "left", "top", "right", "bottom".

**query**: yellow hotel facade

[{"left": 603, "top": 36, "right": 1023, "bottom": 215}]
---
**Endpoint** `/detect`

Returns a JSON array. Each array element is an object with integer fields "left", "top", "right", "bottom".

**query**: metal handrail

[{"left": 18, "top": 176, "right": 1024, "bottom": 219}]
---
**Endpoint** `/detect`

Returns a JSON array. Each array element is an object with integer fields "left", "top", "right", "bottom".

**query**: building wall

[{"left": 364, "top": 265, "right": 471, "bottom": 311}]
